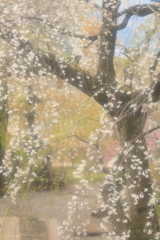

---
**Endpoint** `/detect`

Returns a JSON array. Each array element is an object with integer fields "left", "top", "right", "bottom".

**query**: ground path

[{"left": 0, "top": 183, "right": 115, "bottom": 240}]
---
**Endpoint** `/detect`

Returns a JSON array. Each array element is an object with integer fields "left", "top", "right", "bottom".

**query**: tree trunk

[
  {"left": 102, "top": 95, "right": 160, "bottom": 239},
  {"left": 116, "top": 107, "right": 159, "bottom": 239}
]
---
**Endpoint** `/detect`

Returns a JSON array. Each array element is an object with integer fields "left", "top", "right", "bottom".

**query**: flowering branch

[
  {"left": 2, "top": 15, "right": 98, "bottom": 42},
  {"left": 116, "top": 4, "right": 160, "bottom": 31},
  {"left": 0, "top": 23, "right": 95, "bottom": 99}
]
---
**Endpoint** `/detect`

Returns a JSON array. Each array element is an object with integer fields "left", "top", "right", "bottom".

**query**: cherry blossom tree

[{"left": 0, "top": 0, "right": 160, "bottom": 239}]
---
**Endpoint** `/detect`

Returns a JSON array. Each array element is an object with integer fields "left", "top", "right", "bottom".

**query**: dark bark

[{"left": 115, "top": 4, "right": 160, "bottom": 31}]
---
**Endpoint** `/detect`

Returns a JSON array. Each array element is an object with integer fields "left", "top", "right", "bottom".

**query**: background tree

[{"left": 0, "top": 0, "right": 160, "bottom": 239}]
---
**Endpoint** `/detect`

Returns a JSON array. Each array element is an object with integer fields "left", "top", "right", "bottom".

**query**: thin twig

[
  {"left": 144, "top": 126, "right": 160, "bottom": 136},
  {"left": 122, "top": 52, "right": 133, "bottom": 62},
  {"left": 50, "top": 134, "right": 91, "bottom": 145}
]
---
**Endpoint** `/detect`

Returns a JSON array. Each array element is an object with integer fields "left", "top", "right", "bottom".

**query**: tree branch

[
  {"left": 73, "top": 135, "right": 89, "bottom": 144},
  {"left": 23, "top": 3, "right": 160, "bottom": 37},
  {"left": 0, "top": 23, "right": 95, "bottom": 99},
  {"left": 122, "top": 52, "right": 133, "bottom": 62},
  {"left": 144, "top": 126, "right": 160, "bottom": 136},
  {"left": 83, "top": 37, "right": 98, "bottom": 49},
  {"left": 50, "top": 134, "right": 90, "bottom": 145},
  {"left": 20, "top": 15, "right": 99, "bottom": 42},
  {"left": 115, "top": 4, "right": 160, "bottom": 31},
  {"left": 117, "top": 4, "right": 159, "bottom": 17}
]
